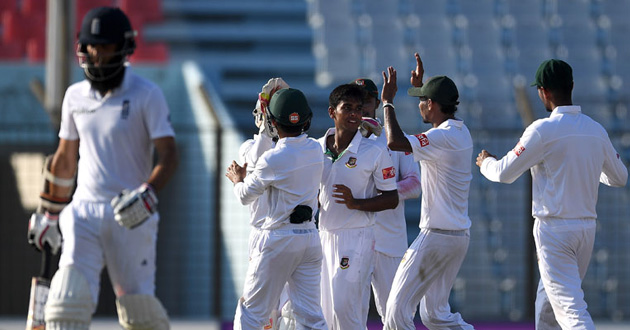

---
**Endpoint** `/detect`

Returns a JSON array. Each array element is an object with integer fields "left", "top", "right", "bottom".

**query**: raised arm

[{"left": 382, "top": 66, "right": 412, "bottom": 153}]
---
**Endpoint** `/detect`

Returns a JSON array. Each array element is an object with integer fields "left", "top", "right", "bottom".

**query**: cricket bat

[{"left": 26, "top": 247, "right": 53, "bottom": 330}]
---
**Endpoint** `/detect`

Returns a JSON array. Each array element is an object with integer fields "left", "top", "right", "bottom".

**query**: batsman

[{"left": 26, "top": 7, "right": 178, "bottom": 330}]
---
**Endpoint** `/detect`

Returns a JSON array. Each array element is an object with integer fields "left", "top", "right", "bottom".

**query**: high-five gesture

[
  {"left": 410, "top": 52, "right": 424, "bottom": 88},
  {"left": 381, "top": 66, "right": 397, "bottom": 104}
]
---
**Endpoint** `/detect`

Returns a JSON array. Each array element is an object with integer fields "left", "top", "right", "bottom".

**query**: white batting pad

[
  {"left": 116, "top": 294, "right": 169, "bottom": 330},
  {"left": 45, "top": 267, "right": 93, "bottom": 330}
]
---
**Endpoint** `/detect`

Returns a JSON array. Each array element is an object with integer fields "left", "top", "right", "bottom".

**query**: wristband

[{"left": 383, "top": 102, "right": 395, "bottom": 110}]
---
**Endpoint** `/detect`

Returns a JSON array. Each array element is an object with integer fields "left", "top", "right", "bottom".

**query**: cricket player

[
  {"left": 227, "top": 88, "right": 327, "bottom": 330},
  {"left": 476, "top": 59, "right": 628, "bottom": 330},
  {"left": 26, "top": 7, "right": 178, "bottom": 330},
  {"left": 239, "top": 78, "right": 296, "bottom": 330},
  {"left": 318, "top": 83, "right": 399, "bottom": 329},
  {"left": 351, "top": 78, "right": 421, "bottom": 325},
  {"left": 381, "top": 54, "right": 475, "bottom": 330}
]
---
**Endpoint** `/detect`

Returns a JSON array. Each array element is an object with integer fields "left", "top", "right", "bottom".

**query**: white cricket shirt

[
  {"left": 233, "top": 134, "right": 324, "bottom": 230},
  {"left": 371, "top": 133, "right": 420, "bottom": 256},
  {"left": 481, "top": 105, "right": 628, "bottom": 219},
  {"left": 318, "top": 129, "right": 398, "bottom": 231},
  {"left": 58, "top": 68, "right": 175, "bottom": 202},
  {"left": 407, "top": 119, "right": 473, "bottom": 231},
  {"left": 238, "top": 134, "right": 275, "bottom": 228}
]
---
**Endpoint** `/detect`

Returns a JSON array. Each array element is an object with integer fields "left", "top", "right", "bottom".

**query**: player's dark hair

[
  {"left": 548, "top": 85, "right": 573, "bottom": 100},
  {"left": 276, "top": 121, "right": 307, "bottom": 134},
  {"left": 329, "top": 84, "right": 367, "bottom": 109},
  {"left": 440, "top": 103, "right": 458, "bottom": 115}
]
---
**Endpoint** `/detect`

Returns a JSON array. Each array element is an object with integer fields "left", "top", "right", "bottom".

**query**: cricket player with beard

[{"left": 26, "top": 7, "right": 178, "bottom": 330}]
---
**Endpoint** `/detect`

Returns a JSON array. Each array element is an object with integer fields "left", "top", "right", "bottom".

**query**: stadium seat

[
  {"left": 22, "top": 0, "right": 45, "bottom": 16},
  {"left": 121, "top": 0, "right": 163, "bottom": 23},
  {"left": 130, "top": 41, "right": 168, "bottom": 63}
]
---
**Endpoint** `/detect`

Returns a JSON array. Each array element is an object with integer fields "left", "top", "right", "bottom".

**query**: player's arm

[
  {"left": 28, "top": 138, "right": 78, "bottom": 254},
  {"left": 396, "top": 153, "right": 421, "bottom": 200},
  {"left": 147, "top": 136, "right": 178, "bottom": 191},
  {"left": 227, "top": 160, "right": 271, "bottom": 205},
  {"left": 381, "top": 66, "right": 412, "bottom": 153},
  {"left": 478, "top": 125, "right": 543, "bottom": 183},
  {"left": 49, "top": 138, "right": 79, "bottom": 197},
  {"left": 600, "top": 138, "right": 628, "bottom": 187},
  {"left": 332, "top": 185, "right": 398, "bottom": 211},
  {"left": 110, "top": 136, "right": 176, "bottom": 229}
]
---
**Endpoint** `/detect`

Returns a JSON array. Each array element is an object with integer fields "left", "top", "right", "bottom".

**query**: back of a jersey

[
  {"left": 533, "top": 110, "right": 618, "bottom": 219},
  {"left": 258, "top": 135, "right": 324, "bottom": 229}
]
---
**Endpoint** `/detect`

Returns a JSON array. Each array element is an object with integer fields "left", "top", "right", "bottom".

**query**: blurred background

[{"left": 1, "top": 0, "right": 629, "bottom": 328}]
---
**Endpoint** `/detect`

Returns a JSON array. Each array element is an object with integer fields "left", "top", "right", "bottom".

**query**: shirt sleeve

[
  {"left": 406, "top": 130, "right": 441, "bottom": 162},
  {"left": 239, "top": 134, "right": 274, "bottom": 169},
  {"left": 233, "top": 155, "right": 275, "bottom": 205},
  {"left": 600, "top": 137, "right": 628, "bottom": 187},
  {"left": 58, "top": 92, "right": 79, "bottom": 141},
  {"left": 396, "top": 151, "right": 421, "bottom": 200},
  {"left": 373, "top": 146, "right": 398, "bottom": 192},
  {"left": 145, "top": 86, "right": 175, "bottom": 139},
  {"left": 481, "top": 124, "right": 544, "bottom": 183}
]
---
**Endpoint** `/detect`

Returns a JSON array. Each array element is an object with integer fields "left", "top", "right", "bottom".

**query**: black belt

[{"left": 290, "top": 205, "right": 313, "bottom": 224}]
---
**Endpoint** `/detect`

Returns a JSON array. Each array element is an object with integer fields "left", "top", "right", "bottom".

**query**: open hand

[{"left": 381, "top": 66, "right": 398, "bottom": 104}]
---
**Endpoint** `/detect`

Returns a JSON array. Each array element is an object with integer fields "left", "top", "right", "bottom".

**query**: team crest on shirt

[
  {"left": 340, "top": 256, "right": 350, "bottom": 269},
  {"left": 121, "top": 100, "right": 130, "bottom": 119},
  {"left": 382, "top": 166, "right": 396, "bottom": 179},
  {"left": 512, "top": 141, "right": 525, "bottom": 157},
  {"left": 345, "top": 157, "right": 357, "bottom": 168},
  {"left": 415, "top": 133, "right": 429, "bottom": 147}
]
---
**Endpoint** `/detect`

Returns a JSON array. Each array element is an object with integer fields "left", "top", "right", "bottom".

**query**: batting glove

[
  {"left": 359, "top": 117, "right": 383, "bottom": 137},
  {"left": 111, "top": 183, "right": 158, "bottom": 229},
  {"left": 28, "top": 211, "right": 62, "bottom": 255}
]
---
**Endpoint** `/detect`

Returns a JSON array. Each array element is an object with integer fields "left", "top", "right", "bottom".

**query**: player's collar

[
  {"left": 438, "top": 118, "right": 464, "bottom": 129},
  {"left": 551, "top": 105, "right": 581, "bottom": 116},
  {"left": 321, "top": 128, "right": 362, "bottom": 155}
]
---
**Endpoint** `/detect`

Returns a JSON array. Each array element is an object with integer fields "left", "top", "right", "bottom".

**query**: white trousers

[
  {"left": 533, "top": 218, "right": 596, "bottom": 330},
  {"left": 384, "top": 228, "right": 473, "bottom": 330},
  {"left": 58, "top": 200, "right": 159, "bottom": 308},
  {"left": 320, "top": 227, "right": 374, "bottom": 330},
  {"left": 235, "top": 226, "right": 327, "bottom": 330},
  {"left": 370, "top": 251, "right": 402, "bottom": 325}
]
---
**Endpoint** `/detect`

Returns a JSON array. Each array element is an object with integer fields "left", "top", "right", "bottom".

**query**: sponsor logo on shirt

[
  {"left": 415, "top": 133, "right": 429, "bottom": 147},
  {"left": 382, "top": 166, "right": 396, "bottom": 179},
  {"left": 345, "top": 157, "right": 357, "bottom": 168},
  {"left": 121, "top": 100, "right": 130, "bottom": 119},
  {"left": 513, "top": 141, "right": 525, "bottom": 157},
  {"left": 340, "top": 256, "right": 350, "bottom": 269}
]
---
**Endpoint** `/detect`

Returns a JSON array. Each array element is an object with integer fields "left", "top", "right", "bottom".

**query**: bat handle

[{"left": 40, "top": 246, "right": 53, "bottom": 280}]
